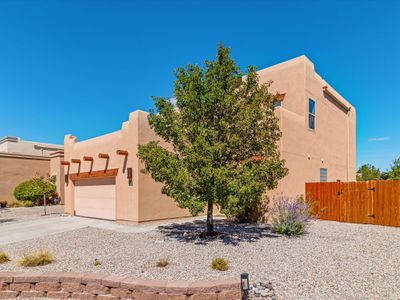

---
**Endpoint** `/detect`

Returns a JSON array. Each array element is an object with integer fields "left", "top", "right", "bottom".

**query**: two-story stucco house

[
  {"left": 261, "top": 56, "right": 356, "bottom": 197},
  {"left": 62, "top": 55, "right": 356, "bottom": 223}
]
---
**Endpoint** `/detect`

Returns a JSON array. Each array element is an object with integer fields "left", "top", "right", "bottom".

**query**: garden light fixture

[{"left": 240, "top": 273, "right": 249, "bottom": 300}]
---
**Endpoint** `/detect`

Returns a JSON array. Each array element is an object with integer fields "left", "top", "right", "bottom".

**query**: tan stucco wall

[
  {"left": 0, "top": 154, "right": 50, "bottom": 202},
  {"left": 49, "top": 152, "right": 65, "bottom": 203},
  {"left": 258, "top": 56, "right": 356, "bottom": 197},
  {"left": 136, "top": 110, "right": 190, "bottom": 222},
  {"left": 63, "top": 111, "right": 191, "bottom": 223}
]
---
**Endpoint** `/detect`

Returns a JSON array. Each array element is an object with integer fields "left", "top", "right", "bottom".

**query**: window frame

[
  {"left": 308, "top": 99, "right": 316, "bottom": 130},
  {"left": 320, "top": 168, "right": 328, "bottom": 182}
]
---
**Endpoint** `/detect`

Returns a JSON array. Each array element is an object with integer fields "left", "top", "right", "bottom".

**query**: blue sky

[{"left": 0, "top": 0, "right": 399, "bottom": 171}]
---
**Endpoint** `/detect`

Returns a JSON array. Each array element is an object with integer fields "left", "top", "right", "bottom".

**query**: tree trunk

[
  {"left": 206, "top": 199, "right": 214, "bottom": 235},
  {"left": 43, "top": 191, "right": 47, "bottom": 216}
]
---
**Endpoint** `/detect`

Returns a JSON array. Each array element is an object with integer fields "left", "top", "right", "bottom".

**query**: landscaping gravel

[
  {"left": 0, "top": 205, "right": 64, "bottom": 225},
  {"left": 0, "top": 219, "right": 400, "bottom": 299}
]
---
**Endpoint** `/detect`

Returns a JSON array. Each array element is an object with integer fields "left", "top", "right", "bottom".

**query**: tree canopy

[
  {"left": 357, "top": 158, "right": 400, "bottom": 181},
  {"left": 387, "top": 157, "right": 400, "bottom": 180},
  {"left": 138, "top": 44, "right": 287, "bottom": 234},
  {"left": 356, "top": 164, "right": 381, "bottom": 181}
]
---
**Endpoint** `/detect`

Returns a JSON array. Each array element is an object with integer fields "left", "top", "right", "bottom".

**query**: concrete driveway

[{"left": 0, "top": 206, "right": 212, "bottom": 245}]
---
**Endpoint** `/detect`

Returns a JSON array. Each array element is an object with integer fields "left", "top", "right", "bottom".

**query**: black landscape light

[
  {"left": 240, "top": 273, "right": 249, "bottom": 300},
  {"left": 127, "top": 167, "right": 133, "bottom": 186}
]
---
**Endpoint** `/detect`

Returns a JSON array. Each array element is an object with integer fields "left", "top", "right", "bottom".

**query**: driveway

[
  {"left": 0, "top": 205, "right": 64, "bottom": 224},
  {"left": 0, "top": 206, "right": 212, "bottom": 245}
]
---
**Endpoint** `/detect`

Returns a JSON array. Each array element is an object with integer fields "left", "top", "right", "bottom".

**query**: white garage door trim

[{"left": 74, "top": 177, "right": 116, "bottom": 220}]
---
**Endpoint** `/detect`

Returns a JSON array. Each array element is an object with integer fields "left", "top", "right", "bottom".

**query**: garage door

[{"left": 74, "top": 177, "right": 116, "bottom": 220}]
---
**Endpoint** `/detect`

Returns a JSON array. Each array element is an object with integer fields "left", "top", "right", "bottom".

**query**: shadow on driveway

[
  {"left": 0, "top": 218, "right": 14, "bottom": 224},
  {"left": 158, "top": 219, "right": 279, "bottom": 246}
]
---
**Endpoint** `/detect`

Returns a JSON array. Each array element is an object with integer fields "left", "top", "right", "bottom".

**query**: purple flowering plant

[{"left": 270, "top": 195, "right": 312, "bottom": 236}]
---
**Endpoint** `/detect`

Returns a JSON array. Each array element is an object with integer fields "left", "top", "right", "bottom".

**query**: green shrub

[
  {"left": 23, "top": 200, "right": 35, "bottom": 207},
  {"left": 0, "top": 200, "right": 7, "bottom": 208},
  {"left": 211, "top": 258, "right": 229, "bottom": 271},
  {"left": 156, "top": 258, "right": 169, "bottom": 267},
  {"left": 93, "top": 259, "right": 102, "bottom": 266},
  {"left": 231, "top": 196, "right": 269, "bottom": 223},
  {"left": 18, "top": 250, "right": 54, "bottom": 267},
  {"left": 14, "top": 176, "right": 56, "bottom": 204},
  {"left": 0, "top": 252, "right": 10, "bottom": 264},
  {"left": 9, "top": 201, "right": 23, "bottom": 208}
]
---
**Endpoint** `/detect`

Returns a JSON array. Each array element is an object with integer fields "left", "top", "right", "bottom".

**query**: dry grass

[
  {"left": 0, "top": 252, "right": 10, "bottom": 264},
  {"left": 156, "top": 258, "right": 169, "bottom": 268},
  {"left": 210, "top": 257, "right": 229, "bottom": 271},
  {"left": 9, "top": 201, "right": 23, "bottom": 208},
  {"left": 18, "top": 250, "right": 54, "bottom": 267}
]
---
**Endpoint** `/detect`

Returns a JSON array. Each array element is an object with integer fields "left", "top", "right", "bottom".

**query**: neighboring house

[
  {"left": 62, "top": 55, "right": 356, "bottom": 222},
  {"left": 0, "top": 136, "right": 65, "bottom": 203}
]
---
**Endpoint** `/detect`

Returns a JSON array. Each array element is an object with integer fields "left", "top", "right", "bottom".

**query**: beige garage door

[{"left": 74, "top": 177, "right": 116, "bottom": 220}]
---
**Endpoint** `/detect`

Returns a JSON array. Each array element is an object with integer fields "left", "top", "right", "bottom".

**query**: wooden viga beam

[
  {"left": 61, "top": 160, "right": 70, "bottom": 166},
  {"left": 98, "top": 153, "right": 110, "bottom": 159},
  {"left": 116, "top": 149, "right": 128, "bottom": 155},
  {"left": 83, "top": 156, "right": 94, "bottom": 161},
  {"left": 71, "top": 159, "right": 81, "bottom": 164}
]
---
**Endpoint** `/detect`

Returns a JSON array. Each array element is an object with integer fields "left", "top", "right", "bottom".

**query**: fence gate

[{"left": 306, "top": 180, "right": 400, "bottom": 227}]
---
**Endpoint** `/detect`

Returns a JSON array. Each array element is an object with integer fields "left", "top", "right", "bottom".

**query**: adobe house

[
  {"left": 0, "top": 136, "right": 65, "bottom": 203},
  {"left": 62, "top": 55, "right": 356, "bottom": 222},
  {"left": 63, "top": 110, "right": 190, "bottom": 222}
]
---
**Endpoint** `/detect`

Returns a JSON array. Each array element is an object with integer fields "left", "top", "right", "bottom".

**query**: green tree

[
  {"left": 138, "top": 44, "right": 288, "bottom": 234},
  {"left": 356, "top": 164, "right": 381, "bottom": 181},
  {"left": 14, "top": 175, "right": 56, "bottom": 204},
  {"left": 387, "top": 157, "right": 400, "bottom": 180}
]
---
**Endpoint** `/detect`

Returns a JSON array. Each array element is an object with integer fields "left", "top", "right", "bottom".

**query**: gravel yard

[
  {"left": 0, "top": 219, "right": 400, "bottom": 299},
  {"left": 0, "top": 205, "right": 64, "bottom": 224}
]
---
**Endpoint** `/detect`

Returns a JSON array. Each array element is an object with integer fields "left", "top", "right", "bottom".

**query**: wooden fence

[{"left": 305, "top": 180, "right": 400, "bottom": 227}]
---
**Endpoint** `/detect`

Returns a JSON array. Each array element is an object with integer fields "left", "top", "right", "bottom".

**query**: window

[
  {"left": 320, "top": 168, "right": 328, "bottom": 182},
  {"left": 274, "top": 93, "right": 285, "bottom": 108},
  {"left": 308, "top": 99, "right": 316, "bottom": 130}
]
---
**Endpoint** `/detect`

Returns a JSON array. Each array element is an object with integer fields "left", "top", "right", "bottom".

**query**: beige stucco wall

[
  {"left": 49, "top": 151, "right": 65, "bottom": 203},
  {"left": 0, "top": 153, "right": 50, "bottom": 202},
  {"left": 136, "top": 110, "right": 190, "bottom": 222},
  {"left": 258, "top": 56, "right": 356, "bottom": 197},
  {"left": 63, "top": 111, "right": 191, "bottom": 223}
]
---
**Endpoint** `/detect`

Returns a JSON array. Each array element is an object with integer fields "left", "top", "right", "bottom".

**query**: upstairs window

[
  {"left": 308, "top": 99, "right": 316, "bottom": 130},
  {"left": 274, "top": 100, "right": 282, "bottom": 108},
  {"left": 274, "top": 93, "right": 285, "bottom": 108}
]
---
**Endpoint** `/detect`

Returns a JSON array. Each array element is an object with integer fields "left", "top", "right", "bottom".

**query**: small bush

[
  {"left": 0, "top": 200, "right": 7, "bottom": 208},
  {"left": 270, "top": 195, "right": 311, "bottom": 236},
  {"left": 18, "top": 250, "right": 54, "bottom": 267},
  {"left": 9, "top": 201, "right": 23, "bottom": 208},
  {"left": 93, "top": 259, "right": 101, "bottom": 266},
  {"left": 0, "top": 252, "right": 10, "bottom": 264},
  {"left": 14, "top": 176, "right": 56, "bottom": 204},
  {"left": 156, "top": 258, "right": 169, "bottom": 268},
  {"left": 211, "top": 258, "right": 229, "bottom": 271},
  {"left": 23, "top": 200, "right": 35, "bottom": 207}
]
